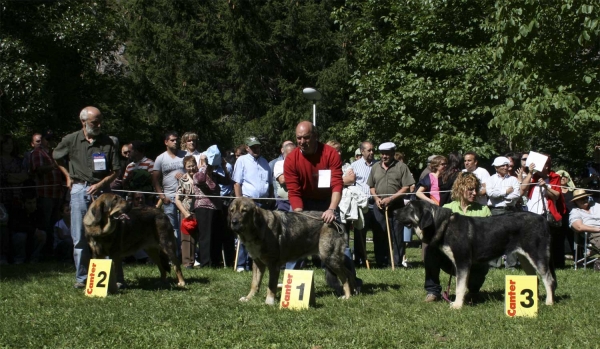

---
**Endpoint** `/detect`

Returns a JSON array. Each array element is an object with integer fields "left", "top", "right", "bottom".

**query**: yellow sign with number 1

[
  {"left": 280, "top": 270, "right": 315, "bottom": 310},
  {"left": 85, "top": 259, "right": 113, "bottom": 297},
  {"left": 505, "top": 275, "right": 538, "bottom": 317}
]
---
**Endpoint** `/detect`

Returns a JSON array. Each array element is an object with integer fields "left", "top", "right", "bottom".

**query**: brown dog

[
  {"left": 83, "top": 193, "right": 185, "bottom": 289},
  {"left": 228, "top": 197, "right": 356, "bottom": 305}
]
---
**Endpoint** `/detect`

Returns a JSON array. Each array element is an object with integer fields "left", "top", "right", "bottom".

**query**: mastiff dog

[
  {"left": 398, "top": 201, "right": 556, "bottom": 309},
  {"left": 83, "top": 193, "right": 185, "bottom": 290},
  {"left": 228, "top": 197, "right": 356, "bottom": 305}
]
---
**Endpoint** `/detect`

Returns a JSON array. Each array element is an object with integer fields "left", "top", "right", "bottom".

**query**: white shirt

[
  {"left": 463, "top": 167, "right": 491, "bottom": 206},
  {"left": 486, "top": 173, "right": 520, "bottom": 207},
  {"left": 526, "top": 179, "right": 551, "bottom": 214}
]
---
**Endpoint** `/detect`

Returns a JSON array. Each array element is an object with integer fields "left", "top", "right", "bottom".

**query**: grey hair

[
  {"left": 360, "top": 141, "right": 373, "bottom": 151},
  {"left": 283, "top": 142, "right": 296, "bottom": 152},
  {"left": 79, "top": 108, "right": 89, "bottom": 122}
]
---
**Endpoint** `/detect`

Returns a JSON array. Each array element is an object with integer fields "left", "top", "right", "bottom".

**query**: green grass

[{"left": 1, "top": 247, "right": 599, "bottom": 349}]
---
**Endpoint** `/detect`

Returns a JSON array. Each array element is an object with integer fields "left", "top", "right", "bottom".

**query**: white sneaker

[
  {"left": 193, "top": 260, "right": 201, "bottom": 267},
  {"left": 236, "top": 267, "right": 245, "bottom": 272}
]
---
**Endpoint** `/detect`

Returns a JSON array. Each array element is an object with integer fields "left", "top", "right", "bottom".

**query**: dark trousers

[
  {"left": 550, "top": 225, "right": 566, "bottom": 269},
  {"left": 488, "top": 206, "right": 518, "bottom": 268},
  {"left": 372, "top": 206, "right": 404, "bottom": 268},
  {"left": 194, "top": 207, "right": 217, "bottom": 268},
  {"left": 213, "top": 207, "right": 236, "bottom": 267},
  {"left": 424, "top": 243, "right": 489, "bottom": 296},
  {"left": 353, "top": 207, "right": 374, "bottom": 265}
]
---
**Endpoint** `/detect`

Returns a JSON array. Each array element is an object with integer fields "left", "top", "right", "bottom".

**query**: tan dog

[
  {"left": 83, "top": 193, "right": 185, "bottom": 289},
  {"left": 228, "top": 197, "right": 356, "bottom": 305}
]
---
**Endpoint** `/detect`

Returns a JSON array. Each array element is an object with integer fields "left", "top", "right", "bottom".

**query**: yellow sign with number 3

[
  {"left": 505, "top": 275, "right": 538, "bottom": 317},
  {"left": 280, "top": 270, "right": 315, "bottom": 310},
  {"left": 85, "top": 259, "right": 113, "bottom": 297}
]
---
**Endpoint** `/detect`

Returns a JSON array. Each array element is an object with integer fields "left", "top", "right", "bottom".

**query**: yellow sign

[
  {"left": 505, "top": 275, "right": 538, "bottom": 317},
  {"left": 280, "top": 270, "right": 315, "bottom": 310},
  {"left": 85, "top": 259, "right": 113, "bottom": 297}
]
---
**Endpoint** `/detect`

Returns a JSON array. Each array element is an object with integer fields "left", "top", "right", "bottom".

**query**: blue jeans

[
  {"left": 70, "top": 183, "right": 92, "bottom": 283},
  {"left": 162, "top": 195, "right": 181, "bottom": 257}
]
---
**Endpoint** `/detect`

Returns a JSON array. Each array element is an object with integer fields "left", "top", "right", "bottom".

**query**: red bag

[{"left": 180, "top": 216, "right": 198, "bottom": 235}]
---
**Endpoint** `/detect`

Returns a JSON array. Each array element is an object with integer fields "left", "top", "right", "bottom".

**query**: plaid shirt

[{"left": 31, "top": 147, "right": 63, "bottom": 199}]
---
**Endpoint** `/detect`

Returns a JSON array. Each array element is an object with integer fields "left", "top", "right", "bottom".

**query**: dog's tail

[{"left": 159, "top": 251, "right": 170, "bottom": 274}]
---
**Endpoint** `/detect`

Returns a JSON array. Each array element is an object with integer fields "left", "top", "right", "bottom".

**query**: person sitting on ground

[
  {"left": 424, "top": 172, "right": 491, "bottom": 303},
  {"left": 569, "top": 189, "right": 600, "bottom": 269},
  {"left": 53, "top": 202, "right": 73, "bottom": 262},
  {"left": 7, "top": 193, "right": 47, "bottom": 264}
]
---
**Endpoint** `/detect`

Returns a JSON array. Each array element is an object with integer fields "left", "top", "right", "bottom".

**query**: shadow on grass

[
  {"left": 128, "top": 276, "right": 210, "bottom": 291},
  {"left": 0, "top": 262, "right": 73, "bottom": 280},
  {"left": 313, "top": 281, "right": 401, "bottom": 298}
]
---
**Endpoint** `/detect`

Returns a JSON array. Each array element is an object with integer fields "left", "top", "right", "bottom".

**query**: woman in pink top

[{"left": 416, "top": 155, "right": 447, "bottom": 206}]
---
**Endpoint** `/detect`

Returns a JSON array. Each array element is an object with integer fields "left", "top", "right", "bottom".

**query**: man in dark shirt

[{"left": 53, "top": 106, "right": 120, "bottom": 289}]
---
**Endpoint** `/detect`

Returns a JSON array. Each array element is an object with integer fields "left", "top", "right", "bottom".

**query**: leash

[
  {"left": 442, "top": 275, "right": 453, "bottom": 303},
  {"left": 293, "top": 211, "right": 345, "bottom": 235}
]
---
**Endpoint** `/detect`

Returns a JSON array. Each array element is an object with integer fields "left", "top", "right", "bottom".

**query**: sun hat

[{"left": 571, "top": 189, "right": 591, "bottom": 202}]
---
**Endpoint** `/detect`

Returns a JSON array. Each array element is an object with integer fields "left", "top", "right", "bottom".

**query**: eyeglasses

[
  {"left": 521, "top": 158, "right": 528, "bottom": 161},
  {"left": 497, "top": 164, "right": 509, "bottom": 167}
]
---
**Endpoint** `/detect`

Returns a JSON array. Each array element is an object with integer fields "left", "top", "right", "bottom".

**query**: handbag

[{"left": 540, "top": 187, "right": 561, "bottom": 228}]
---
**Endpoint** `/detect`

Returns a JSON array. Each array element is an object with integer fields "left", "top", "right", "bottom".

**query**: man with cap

[
  {"left": 354, "top": 148, "right": 362, "bottom": 162},
  {"left": 569, "top": 189, "right": 600, "bottom": 260},
  {"left": 367, "top": 142, "right": 415, "bottom": 268},
  {"left": 485, "top": 156, "right": 521, "bottom": 268},
  {"left": 232, "top": 136, "right": 273, "bottom": 271}
]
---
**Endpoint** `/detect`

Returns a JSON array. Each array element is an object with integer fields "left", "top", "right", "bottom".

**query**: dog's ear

[
  {"left": 418, "top": 207, "right": 435, "bottom": 230},
  {"left": 253, "top": 205, "right": 263, "bottom": 229},
  {"left": 84, "top": 200, "right": 105, "bottom": 226}
]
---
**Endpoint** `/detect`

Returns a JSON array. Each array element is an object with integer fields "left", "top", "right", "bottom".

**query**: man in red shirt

[
  {"left": 283, "top": 122, "right": 360, "bottom": 291},
  {"left": 284, "top": 121, "right": 342, "bottom": 222}
]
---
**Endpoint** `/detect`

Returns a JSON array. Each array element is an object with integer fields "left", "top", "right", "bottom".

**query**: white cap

[
  {"left": 492, "top": 156, "right": 510, "bottom": 167},
  {"left": 427, "top": 155, "right": 439, "bottom": 163},
  {"left": 379, "top": 142, "right": 396, "bottom": 151}
]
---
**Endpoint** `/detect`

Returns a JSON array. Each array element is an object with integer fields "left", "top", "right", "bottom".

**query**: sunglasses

[
  {"left": 122, "top": 151, "right": 130, "bottom": 154},
  {"left": 440, "top": 163, "right": 448, "bottom": 166},
  {"left": 521, "top": 158, "right": 528, "bottom": 161}
]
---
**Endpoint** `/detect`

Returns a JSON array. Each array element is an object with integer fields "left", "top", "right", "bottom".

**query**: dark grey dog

[
  {"left": 228, "top": 197, "right": 356, "bottom": 305},
  {"left": 397, "top": 201, "right": 556, "bottom": 309}
]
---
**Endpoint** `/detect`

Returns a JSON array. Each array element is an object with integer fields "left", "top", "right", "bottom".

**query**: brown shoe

[{"left": 425, "top": 293, "right": 440, "bottom": 302}]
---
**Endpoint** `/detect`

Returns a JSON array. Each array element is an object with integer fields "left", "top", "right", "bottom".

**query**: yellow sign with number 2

[{"left": 85, "top": 259, "right": 113, "bottom": 298}]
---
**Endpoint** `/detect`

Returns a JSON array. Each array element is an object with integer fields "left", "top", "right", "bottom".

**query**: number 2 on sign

[{"left": 85, "top": 259, "right": 112, "bottom": 297}]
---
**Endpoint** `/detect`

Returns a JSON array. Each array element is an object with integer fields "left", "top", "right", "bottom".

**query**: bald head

[
  {"left": 295, "top": 121, "right": 318, "bottom": 154},
  {"left": 80, "top": 106, "right": 102, "bottom": 138}
]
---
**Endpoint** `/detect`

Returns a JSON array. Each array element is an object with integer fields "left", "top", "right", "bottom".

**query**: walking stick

[
  {"left": 233, "top": 238, "right": 240, "bottom": 272},
  {"left": 357, "top": 229, "right": 370, "bottom": 270},
  {"left": 385, "top": 206, "right": 395, "bottom": 270}
]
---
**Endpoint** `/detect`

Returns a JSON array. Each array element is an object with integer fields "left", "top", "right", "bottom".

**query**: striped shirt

[
  {"left": 123, "top": 157, "right": 155, "bottom": 180},
  {"left": 351, "top": 159, "right": 378, "bottom": 196}
]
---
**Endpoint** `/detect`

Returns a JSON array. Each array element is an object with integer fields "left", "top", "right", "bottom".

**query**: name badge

[
  {"left": 93, "top": 153, "right": 107, "bottom": 171},
  {"left": 318, "top": 170, "right": 331, "bottom": 188}
]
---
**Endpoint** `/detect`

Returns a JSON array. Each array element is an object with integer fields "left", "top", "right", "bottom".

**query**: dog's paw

[
  {"left": 449, "top": 302, "right": 463, "bottom": 310},
  {"left": 177, "top": 281, "right": 186, "bottom": 288},
  {"left": 239, "top": 296, "right": 251, "bottom": 302},
  {"left": 265, "top": 297, "right": 275, "bottom": 305}
]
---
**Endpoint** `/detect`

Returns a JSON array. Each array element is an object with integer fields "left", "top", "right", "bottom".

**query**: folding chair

[{"left": 573, "top": 231, "right": 599, "bottom": 270}]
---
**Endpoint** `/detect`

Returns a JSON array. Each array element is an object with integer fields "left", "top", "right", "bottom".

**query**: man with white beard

[{"left": 53, "top": 106, "right": 120, "bottom": 289}]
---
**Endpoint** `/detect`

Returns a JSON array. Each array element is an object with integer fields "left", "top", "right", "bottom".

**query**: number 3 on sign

[
  {"left": 85, "top": 259, "right": 113, "bottom": 297},
  {"left": 280, "top": 270, "right": 315, "bottom": 310},
  {"left": 505, "top": 275, "right": 538, "bottom": 317}
]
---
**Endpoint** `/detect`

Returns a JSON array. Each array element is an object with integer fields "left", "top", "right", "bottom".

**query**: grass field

[{"left": 1, "top": 246, "right": 599, "bottom": 349}]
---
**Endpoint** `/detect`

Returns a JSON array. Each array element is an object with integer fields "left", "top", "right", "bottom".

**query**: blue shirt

[
  {"left": 232, "top": 154, "right": 272, "bottom": 198},
  {"left": 214, "top": 162, "right": 233, "bottom": 196},
  {"left": 351, "top": 159, "right": 378, "bottom": 196}
]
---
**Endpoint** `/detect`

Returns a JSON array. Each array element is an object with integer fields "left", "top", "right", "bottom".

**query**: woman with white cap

[{"left": 193, "top": 145, "right": 223, "bottom": 268}]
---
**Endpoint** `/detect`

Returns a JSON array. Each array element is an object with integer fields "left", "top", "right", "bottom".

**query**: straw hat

[{"left": 571, "top": 189, "right": 591, "bottom": 202}]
